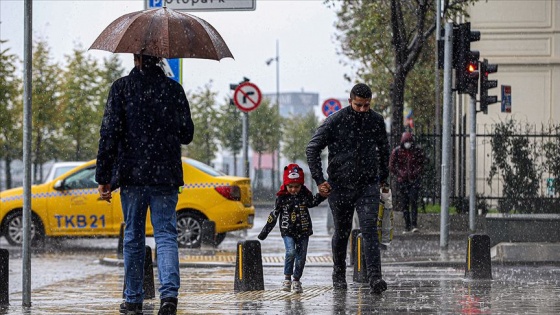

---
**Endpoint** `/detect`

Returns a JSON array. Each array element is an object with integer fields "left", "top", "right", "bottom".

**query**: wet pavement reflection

[{"left": 0, "top": 205, "right": 558, "bottom": 314}]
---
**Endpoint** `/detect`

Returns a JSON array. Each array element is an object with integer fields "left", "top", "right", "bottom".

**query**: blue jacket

[{"left": 95, "top": 66, "right": 194, "bottom": 188}]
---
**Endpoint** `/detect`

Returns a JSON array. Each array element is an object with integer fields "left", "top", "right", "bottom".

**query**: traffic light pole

[
  {"left": 440, "top": 23, "right": 454, "bottom": 252},
  {"left": 469, "top": 95, "right": 477, "bottom": 232}
]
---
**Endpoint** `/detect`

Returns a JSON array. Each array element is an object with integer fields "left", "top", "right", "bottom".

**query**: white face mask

[{"left": 404, "top": 142, "right": 412, "bottom": 149}]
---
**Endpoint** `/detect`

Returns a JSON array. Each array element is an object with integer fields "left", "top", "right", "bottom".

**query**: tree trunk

[
  {"left": 390, "top": 71, "right": 407, "bottom": 148},
  {"left": 257, "top": 152, "right": 263, "bottom": 189},
  {"left": 271, "top": 150, "right": 276, "bottom": 191},
  {"left": 4, "top": 158, "right": 12, "bottom": 189},
  {"left": 233, "top": 153, "right": 238, "bottom": 176}
]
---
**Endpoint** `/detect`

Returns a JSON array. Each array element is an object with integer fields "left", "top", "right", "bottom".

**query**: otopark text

[
  {"left": 152, "top": 0, "right": 226, "bottom": 6},
  {"left": 55, "top": 214, "right": 106, "bottom": 228}
]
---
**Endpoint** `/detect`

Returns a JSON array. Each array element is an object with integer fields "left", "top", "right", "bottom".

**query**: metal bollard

[
  {"left": 465, "top": 234, "right": 492, "bottom": 280},
  {"left": 122, "top": 246, "right": 156, "bottom": 299},
  {"left": 0, "top": 249, "right": 8, "bottom": 305},
  {"left": 352, "top": 233, "right": 368, "bottom": 283},
  {"left": 201, "top": 220, "right": 216, "bottom": 249},
  {"left": 117, "top": 222, "right": 125, "bottom": 259},
  {"left": 234, "top": 240, "right": 264, "bottom": 291},
  {"left": 349, "top": 229, "right": 361, "bottom": 266}
]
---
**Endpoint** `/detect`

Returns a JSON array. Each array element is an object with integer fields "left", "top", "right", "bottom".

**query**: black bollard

[
  {"left": 234, "top": 240, "right": 264, "bottom": 291},
  {"left": 122, "top": 246, "right": 156, "bottom": 299},
  {"left": 117, "top": 222, "right": 125, "bottom": 259},
  {"left": 465, "top": 234, "right": 492, "bottom": 280},
  {"left": 143, "top": 246, "right": 155, "bottom": 299},
  {"left": 349, "top": 229, "right": 361, "bottom": 266},
  {"left": 0, "top": 249, "right": 8, "bottom": 305},
  {"left": 352, "top": 233, "right": 368, "bottom": 283},
  {"left": 201, "top": 220, "right": 216, "bottom": 249}
]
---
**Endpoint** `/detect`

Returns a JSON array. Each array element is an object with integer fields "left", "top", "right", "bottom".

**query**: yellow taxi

[{"left": 0, "top": 158, "right": 254, "bottom": 248}]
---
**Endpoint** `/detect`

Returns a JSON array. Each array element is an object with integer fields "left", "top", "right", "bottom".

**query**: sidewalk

[
  {"left": 3, "top": 205, "right": 560, "bottom": 314},
  {"left": 5, "top": 233, "right": 560, "bottom": 314}
]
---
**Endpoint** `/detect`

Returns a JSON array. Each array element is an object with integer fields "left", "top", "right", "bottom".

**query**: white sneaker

[
  {"left": 292, "top": 281, "right": 303, "bottom": 293},
  {"left": 282, "top": 280, "right": 292, "bottom": 292},
  {"left": 412, "top": 227, "right": 420, "bottom": 233}
]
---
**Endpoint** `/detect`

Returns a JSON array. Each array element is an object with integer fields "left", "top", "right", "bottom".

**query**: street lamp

[{"left": 266, "top": 40, "right": 281, "bottom": 190}]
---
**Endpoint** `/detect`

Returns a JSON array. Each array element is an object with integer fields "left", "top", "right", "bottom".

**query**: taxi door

[{"left": 46, "top": 166, "right": 115, "bottom": 236}]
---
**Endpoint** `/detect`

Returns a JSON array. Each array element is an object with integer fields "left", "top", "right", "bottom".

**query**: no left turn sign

[{"left": 234, "top": 82, "right": 262, "bottom": 112}]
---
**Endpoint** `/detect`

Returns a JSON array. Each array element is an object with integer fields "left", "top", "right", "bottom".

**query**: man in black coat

[
  {"left": 306, "top": 83, "right": 390, "bottom": 294},
  {"left": 96, "top": 54, "right": 194, "bottom": 315}
]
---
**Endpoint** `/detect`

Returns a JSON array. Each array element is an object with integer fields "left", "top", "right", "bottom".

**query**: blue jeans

[
  {"left": 283, "top": 236, "right": 309, "bottom": 280},
  {"left": 328, "top": 183, "right": 382, "bottom": 280},
  {"left": 121, "top": 186, "right": 180, "bottom": 303}
]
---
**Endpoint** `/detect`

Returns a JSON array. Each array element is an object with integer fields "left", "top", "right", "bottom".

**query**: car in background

[
  {"left": 0, "top": 158, "right": 254, "bottom": 248},
  {"left": 43, "top": 161, "right": 86, "bottom": 183}
]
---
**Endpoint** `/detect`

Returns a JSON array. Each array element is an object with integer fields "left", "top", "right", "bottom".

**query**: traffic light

[
  {"left": 479, "top": 59, "right": 498, "bottom": 114},
  {"left": 455, "top": 22, "right": 481, "bottom": 95}
]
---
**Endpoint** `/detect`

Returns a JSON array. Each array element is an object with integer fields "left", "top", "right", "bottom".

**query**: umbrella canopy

[{"left": 89, "top": 7, "right": 233, "bottom": 60}]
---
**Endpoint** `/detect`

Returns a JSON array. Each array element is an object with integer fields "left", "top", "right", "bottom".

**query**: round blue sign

[{"left": 322, "top": 98, "right": 342, "bottom": 117}]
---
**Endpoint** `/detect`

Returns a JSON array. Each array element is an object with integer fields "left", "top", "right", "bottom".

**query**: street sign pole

[
  {"left": 242, "top": 112, "right": 249, "bottom": 178},
  {"left": 233, "top": 81, "right": 262, "bottom": 179}
]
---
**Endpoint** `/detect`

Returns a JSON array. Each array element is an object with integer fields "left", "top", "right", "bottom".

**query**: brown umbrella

[{"left": 89, "top": 7, "right": 233, "bottom": 60}]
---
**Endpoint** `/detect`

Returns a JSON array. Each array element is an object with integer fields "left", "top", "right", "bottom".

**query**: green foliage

[
  {"left": 329, "top": 0, "right": 473, "bottom": 144},
  {"left": 0, "top": 41, "right": 23, "bottom": 189},
  {"left": 216, "top": 98, "right": 243, "bottom": 175},
  {"left": 249, "top": 99, "right": 281, "bottom": 189},
  {"left": 542, "top": 125, "right": 560, "bottom": 196},
  {"left": 282, "top": 111, "right": 319, "bottom": 163},
  {"left": 31, "top": 39, "right": 64, "bottom": 182},
  {"left": 60, "top": 47, "right": 105, "bottom": 161},
  {"left": 487, "top": 119, "right": 542, "bottom": 213},
  {"left": 187, "top": 84, "right": 219, "bottom": 165}
]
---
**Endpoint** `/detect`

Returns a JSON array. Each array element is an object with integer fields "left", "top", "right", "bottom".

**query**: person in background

[
  {"left": 258, "top": 164, "right": 327, "bottom": 293},
  {"left": 96, "top": 54, "right": 194, "bottom": 315},
  {"left": 389, "top": 131, "right": 425, "bottom": 233},
  {"left": 306, "top": 83, "right": 390, "bottom": 294}
]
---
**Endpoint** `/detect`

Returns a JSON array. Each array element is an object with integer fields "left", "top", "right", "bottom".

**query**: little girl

[{"left": 258, "top": 163, "right": 326, "bottom": 293}]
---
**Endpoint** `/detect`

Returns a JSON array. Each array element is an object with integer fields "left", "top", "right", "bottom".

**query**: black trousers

[
  {"left": 397, "top": 180, "right": 420, "bottom": 230},
  {"left": 328, "top": 183, "right": 382, "bottom": 280}
]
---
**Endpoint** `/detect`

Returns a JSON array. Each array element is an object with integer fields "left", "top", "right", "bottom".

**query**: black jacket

[
  {"left": 258, "top": 186, "right": 326, "bottom": 240},
  {"left": 95, "top": 66, "right": 194, "bottom": 188},
  {"left": 306, "top": 106, "right": 389, "bottom": 189}
]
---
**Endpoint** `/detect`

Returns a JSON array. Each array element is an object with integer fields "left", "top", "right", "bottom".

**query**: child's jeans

[{"left": 283, "top": 236, "right": 309, "bottom": 279}]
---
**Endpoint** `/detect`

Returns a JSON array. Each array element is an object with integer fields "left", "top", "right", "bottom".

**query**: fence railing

[{"left": 415, "top": 123, "right": 560, "bottom": 214}]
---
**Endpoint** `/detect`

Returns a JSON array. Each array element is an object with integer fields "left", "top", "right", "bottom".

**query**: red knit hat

[{"left": 283, "top": 163, "right": 304, "bottom": 186}]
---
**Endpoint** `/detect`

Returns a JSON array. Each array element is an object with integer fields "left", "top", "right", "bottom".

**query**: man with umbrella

[
  {"left": 91, "top": 7, "right": 233, "bottom": 315},
  {"left": 96, "top": 54, "right": 194, "bottom": 315}
]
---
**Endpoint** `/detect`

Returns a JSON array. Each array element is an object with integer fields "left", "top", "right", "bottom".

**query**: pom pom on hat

[{"left": 283, "top": 163, "right": 304, "bottom": 186}]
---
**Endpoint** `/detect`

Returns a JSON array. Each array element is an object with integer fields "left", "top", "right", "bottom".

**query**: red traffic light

[{"left": 468, "top": 62, "right": 478, "bottom": 73}]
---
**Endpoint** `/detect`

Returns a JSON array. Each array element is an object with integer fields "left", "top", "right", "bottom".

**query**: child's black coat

[{"left": 258, "top": 186, "right": 326, "bottom": 240}]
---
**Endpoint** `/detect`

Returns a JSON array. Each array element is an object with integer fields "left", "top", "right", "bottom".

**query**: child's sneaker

[
  {"left": 292, "top": 281, "right": 303, "bottom": 293},
  {"left": 282, "top": 280, "right": 292, "bottom": 292}
]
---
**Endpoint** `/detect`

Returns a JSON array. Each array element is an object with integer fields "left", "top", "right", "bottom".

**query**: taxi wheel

[
  {"left": 3, "top": 211, "right": 45, "bottom": 247},
  {"left": 176, "top": 212, "right": 204, "bottom": 248}
]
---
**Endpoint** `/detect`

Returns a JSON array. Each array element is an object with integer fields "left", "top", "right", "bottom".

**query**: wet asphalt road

[{"left": 0, "top": 205, "right": 559, "bottom": 314}]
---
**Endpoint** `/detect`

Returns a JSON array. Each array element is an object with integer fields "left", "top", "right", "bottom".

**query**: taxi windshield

[{"left": 184, "top": 159, "right": 225, "bottom": 177}]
